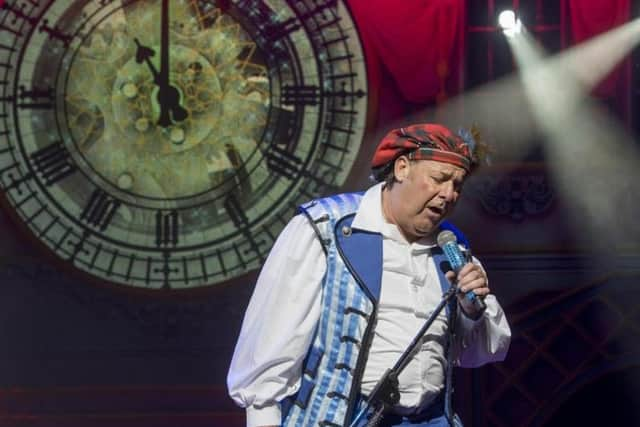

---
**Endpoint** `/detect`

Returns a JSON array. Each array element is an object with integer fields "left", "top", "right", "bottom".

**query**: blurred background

[{"left": 1, "top": 0, "right": 640, "bottom": 426}]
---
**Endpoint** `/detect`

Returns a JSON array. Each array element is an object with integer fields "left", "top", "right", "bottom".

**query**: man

[{"left": 228, "top": 123, "right": 511, "bottom": 427}]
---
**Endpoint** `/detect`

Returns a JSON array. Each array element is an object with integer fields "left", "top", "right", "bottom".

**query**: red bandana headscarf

[{"left": 371, "top": 123, "right": 477, "bottom": 173}]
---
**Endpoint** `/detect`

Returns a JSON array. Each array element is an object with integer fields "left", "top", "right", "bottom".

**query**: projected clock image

[{"left": 0, "top": 0, "right": 369, "bottom": 289}]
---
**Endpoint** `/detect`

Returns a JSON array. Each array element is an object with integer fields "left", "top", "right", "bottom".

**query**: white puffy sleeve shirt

[{"left": 227, "top": 184, "right": 511, "bottom": 427}]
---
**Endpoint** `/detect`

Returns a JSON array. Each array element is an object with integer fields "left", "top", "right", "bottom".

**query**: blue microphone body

[{"left": 437, "top": 230, "right": 487, "bottom": 313}]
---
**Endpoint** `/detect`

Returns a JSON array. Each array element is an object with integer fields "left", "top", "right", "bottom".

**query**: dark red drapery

[
  {"left": 568, "top": 0, "right": 631, "bottom": 98},
  {"left": 348, "top": 0, "right": 464, "bottom": 107}
]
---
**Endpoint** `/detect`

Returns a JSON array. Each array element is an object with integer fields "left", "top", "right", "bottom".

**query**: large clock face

[{"left": 0, "top": 0, "right": 368, "bottom": 289}]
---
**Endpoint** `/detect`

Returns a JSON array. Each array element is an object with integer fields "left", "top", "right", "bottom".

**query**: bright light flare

[
  {"left": 505, "top": 18, "right": 640, "bottom": 252},
  {"left": 363, "top": 19, "right": 640, "bottom": 193},
  {"left": 499, "top": 10, "right": 522, "bottom": 37},
  {"left": 498, "top": 10, "right": 516, "bottom": 30}
]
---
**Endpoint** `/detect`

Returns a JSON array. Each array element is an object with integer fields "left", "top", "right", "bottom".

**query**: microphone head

[{"left": 436, "top": 230, "right": 457, "bottom": 248}]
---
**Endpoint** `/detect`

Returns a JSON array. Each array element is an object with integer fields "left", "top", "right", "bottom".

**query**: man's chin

[{"left": 415, "top": 222, "right": 439, "bottom": 238}]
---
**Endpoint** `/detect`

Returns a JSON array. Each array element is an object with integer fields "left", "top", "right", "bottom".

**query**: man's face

[{"left": 386, "top": 158, "right": 467, "bottom": 242}]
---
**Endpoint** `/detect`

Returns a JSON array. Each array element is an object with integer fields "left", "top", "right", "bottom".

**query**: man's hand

[{"left": 445, "top": 263, "right": 489, "bottom": 319}]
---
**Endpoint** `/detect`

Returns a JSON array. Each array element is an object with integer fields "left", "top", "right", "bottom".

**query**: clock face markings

[
  {"left": 232, "top": 242, "right": 246, "bottom": 270},
  {"left": 53, "top": 224, "right": 72, "bottom": 253},
  {"left": 144, "top": 255, "right": 152, "bottom": 285},
  {"left": 24, "top": 203, "right": 46, "bottom": 226},
  {"left": 0, "top": 2, "right": 34, "bottom": 38},
  {"left": 30, "top": 140, "right": 77, "bottom": 185},
  {"left": 1, "top": 164, "right": 33, "bottom": 193},
  {"left": 0, "top": 0, "right": 368, "bottom": 289},
  {"left": 201, "top": 252, "right": 210, "bottom": 281},
  {"left": 180, "top": 256, "right": 189, "bottom": 285},
  {"left": 38, "top": 21, "right": 74, "bottom": 48},
  {"left": 264, "top": 142, "right": 303, "bottom": 180},
  {"left": 13, "top": 191, "right": 35, "bottom": 214},
  {"left": 261, "top": 17, "right": 301, "bottom": 44},
  {"left": 105, "top": 248, "right": 118, "bottom": 276},
  {"left": 301, "top": 168, "right": 339, "bottom": 196},
  {"left": 0, "top": 54, "right": 13, "bottom": 69},
  {"left": 325, "top": 122, "right": 354, "bottom": 136},
  {"left": 328, "top": 106, "right": 356, "bottom": 116},
  {"left": 125, "top": 252, "right": 136, "bottom": 282},
  {"left": 0, "top": 43, "right": 16, "bottom": 54},
  {"left": 259, "top": 222, "right": 275, "bottom": 241},
  {"left": 88, "top": 242, "right": 102, "bottom": 270},
  {"left": 154, "top": 251, "right": 178, "bottom": 288},
  {"left": 66, "top": 228, "right": 91, "bottom": 262},
  {"left": 37, "top": 215, "right": 59, "bottom": 239},
  {"left": 325, "top": 52, "right": 354, "bottom": 64},
  {"left": 326, "top": 82, "right": 365, "bottom": 107},
  {"left": 238, "top": 0, "right": 300, "bottom": 60},
  {"left": 80, "top": 189, "right": 121, "bottom": 231},
  {"left": 155, "top": 209, "right": 178, "bottom": 247},
  {"left": 223, "top": 193, "right": 249, "bottom": 231},
  {"left": 222, "top": 192, "right": 270, "bottom": 261},
  {"left": 281, "top": 84, "right": 320, "bottom": 107},
  {"left": 15, "top": 84, "right": 54, "bottom": 109},
  {"left": 0, "top": 21, "right": 19, "bottom": 38}
]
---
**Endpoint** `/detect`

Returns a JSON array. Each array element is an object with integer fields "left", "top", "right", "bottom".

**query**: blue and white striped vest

[{"left": 281, "top": 192, "right": 467, "bottom": 427}]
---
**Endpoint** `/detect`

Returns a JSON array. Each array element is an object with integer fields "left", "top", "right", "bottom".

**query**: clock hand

[
  {"left": 157, "top": 0, "right": 188, "bottom": 128},
  {"left": 134, "top": 37, "right": 188, "bottom": 129},
  {"left": 134, "top": 37, "right": 174, "bottom": 122},
  {"left": 132, "top": 3, "right": 187, "bottom": 130},
  {"left": 158, "top": 0, "right": 170, "bottom": 91},
  {"left": 134, "top": 38, "right": 160, "bottom": 82}
]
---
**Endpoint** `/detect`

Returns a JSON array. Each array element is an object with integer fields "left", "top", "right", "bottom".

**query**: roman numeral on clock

[
  {"left": 16, "top": 84, "right": 54, "bottom": 110},
  {"left": 155, "top": 209, "right": 179, "bottom": 247},
  {"left": 242, "top": 0, "right": 301, "bottom": 43},
  {"left": 265, "top": 144, "right": 302, "bottom": 179},
  {"left": 224, "top": 195, "right": 267, "bottom": 264},
  {"left": 30, "top": 141, "right": 77, "bottom": 185},
  {"left": 39, "top": 19, "right": 74, "bottom": 47},
  {"left": 80, "top": 189, "right": 121, "bottom": 231},
  {"left": 281, "top": 85, "right": 320, "bottom": 106},
  {"left": 224, "top": 194, "right": 249, "bottom": 229},
  {"left": 263, "top": 17, "right": 301, "bottom": 43}
]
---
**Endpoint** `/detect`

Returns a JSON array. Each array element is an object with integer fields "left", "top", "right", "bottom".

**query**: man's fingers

[
  {"left": 461, "top": 281, "right": 490, "bottom": 296},
  {"left": 447, "top": 265, "right": 490, "bottom": 295},
  {"left": 458, "top": 265, "right": 484, "bottom": 281},
  {"left": 445, "top": 271, "right": 456, "bottom": 283}
]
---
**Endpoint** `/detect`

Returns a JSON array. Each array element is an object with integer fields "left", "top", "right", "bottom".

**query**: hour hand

[
  {"left": 135, "top": 42, "right": 155, "bottom": 64},
  {"left": 133, "top": 38, "right": 159, "bottom": 82},
  {"left": 133, "top": 38, "right": 187, "bottom": 128}
]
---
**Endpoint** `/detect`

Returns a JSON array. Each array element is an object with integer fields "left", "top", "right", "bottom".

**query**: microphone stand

[{"left": 349, "top": 285, "right": 459, "bottom": 427}]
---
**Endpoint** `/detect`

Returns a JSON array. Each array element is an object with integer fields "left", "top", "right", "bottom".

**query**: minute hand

[
  {"left": 158, "top": 0, "right": 170, "bottom": 117},
  {"left": 156, "top": 0, "right": 188, "bottom": 127}
]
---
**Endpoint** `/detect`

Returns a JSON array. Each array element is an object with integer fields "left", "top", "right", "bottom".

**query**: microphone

[{"left": 436, "top": 230, "right": 486, "bottom": 314}]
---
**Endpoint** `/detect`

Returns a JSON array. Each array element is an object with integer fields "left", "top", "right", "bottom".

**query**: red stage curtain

[
  {"left": 348, "top": 0, "right": 464, "bottom": 105},
  {"left": 568, "top": 0, "right": 630, "bottom": 97}
]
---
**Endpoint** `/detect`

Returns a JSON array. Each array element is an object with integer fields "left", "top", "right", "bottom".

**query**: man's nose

[{"left": 439, "top": 182, "right": 455, "bottom": 201}]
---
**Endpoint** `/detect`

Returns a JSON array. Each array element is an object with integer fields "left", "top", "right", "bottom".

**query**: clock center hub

[{"left": 112, "top": 44, "right": 222, "bottom": 153}]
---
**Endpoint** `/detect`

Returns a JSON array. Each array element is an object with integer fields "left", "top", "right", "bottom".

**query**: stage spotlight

[
  {"left": 505, "top": 18, "right": 640, "bottom": 252},
  {"left": 498, "top": 10, "right": 522, "bottom": 37},
  {"left": 498, "top": 10, "right": 515, "bottom": 29}
]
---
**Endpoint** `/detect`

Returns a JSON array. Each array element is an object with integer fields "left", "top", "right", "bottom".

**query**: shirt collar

[{"left": 351, "top": 183, "right": 437, "bottom": 249}]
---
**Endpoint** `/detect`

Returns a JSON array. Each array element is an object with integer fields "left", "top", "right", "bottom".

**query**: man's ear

[{"left": 393, "top": 155, "right": 410, "bottom": 182}]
